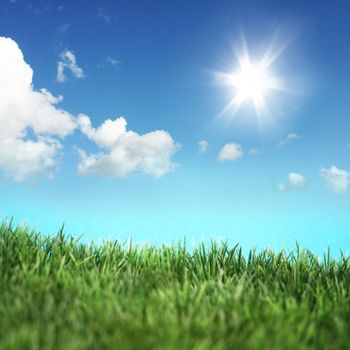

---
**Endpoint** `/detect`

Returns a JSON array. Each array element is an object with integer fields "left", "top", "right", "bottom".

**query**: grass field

[{"left": 0, "top": 220, "right": 349, "bottom": 350}]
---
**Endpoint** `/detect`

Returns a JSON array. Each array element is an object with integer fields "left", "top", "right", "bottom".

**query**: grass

[{"left": 0, "top": 220, "right": 349, "bottom": 350}]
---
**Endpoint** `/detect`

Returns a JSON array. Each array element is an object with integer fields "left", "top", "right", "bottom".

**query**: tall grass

[{"left": 0, "top": 220, "right": 349, "bottom": 349}]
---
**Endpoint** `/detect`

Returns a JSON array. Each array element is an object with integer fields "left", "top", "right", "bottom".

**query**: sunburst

[{"left": 215, "top": 36, "right": 290, "bottom": 124}]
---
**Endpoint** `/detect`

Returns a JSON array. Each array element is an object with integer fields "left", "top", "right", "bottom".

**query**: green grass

[{"left": 0, "top": 220, "right": 349, "bottom": 350}]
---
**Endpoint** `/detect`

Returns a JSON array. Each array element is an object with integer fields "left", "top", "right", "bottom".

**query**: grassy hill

[{"left": 0, "top": 220, "right": 349, "bottom": 349}]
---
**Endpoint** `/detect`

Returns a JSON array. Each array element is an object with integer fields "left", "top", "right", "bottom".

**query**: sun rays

[{"left": 214, "top": 34, "right": 293, "bottom": 127}]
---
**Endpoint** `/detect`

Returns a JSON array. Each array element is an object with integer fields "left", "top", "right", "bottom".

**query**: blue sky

[{"left": 0, "top": 0, "right": 349, "bottom": 254}]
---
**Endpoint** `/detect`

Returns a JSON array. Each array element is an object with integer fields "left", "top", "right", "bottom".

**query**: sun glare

[
  {"left": 231, "top": 60, "right": 273, "bottom": 106},
  {"left": 215, "top": 37, "right": 289, "bottom": 123}
]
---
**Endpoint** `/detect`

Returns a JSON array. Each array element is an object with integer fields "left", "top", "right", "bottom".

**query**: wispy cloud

[
  {"left": 198, "top": 140, "right": 209, "bottom": 154},
  {"left": 107, "top": 56, "right": 120, "bottom": 67},
  {"left": 57, "top": 23, "right": 70, "bottom": 34},
  {"left": 97, "top": 7, "right": 112, "bottom": 25},
  {"left": 248, "top": 148, "right": 262, "bottom": 157},
  {"left": 57, "top": 50, "right": 85, "bottom": 83},
  {"left": 278, "top": 133, "right": 300, "bottom": 148},
  {"left": 98, "top": 56, "right": 121, "bottom": 69}
]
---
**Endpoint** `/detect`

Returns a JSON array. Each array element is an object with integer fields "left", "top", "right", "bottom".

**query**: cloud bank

[
  {"left": 0, "top": 37, "right": 75, "bottom": 180},
  {"left": 0, "top": 36, "right": 179, "bottom": 181}
]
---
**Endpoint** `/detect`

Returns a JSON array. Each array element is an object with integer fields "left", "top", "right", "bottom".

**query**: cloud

[
  {"left": 57, "top": 24, "right": 70, "bottom": 34},
  {"left": 278, "top": 133, "right": 300, "bottom": 147},
  {"left": 278, "top": 172, "right": 307, "bottom": 192},
  {"left": 217, "top": 143, "right": 243, "bottom": 162},
  {"left": 77, "top": 116, "right": 180, "bottom": 178},
  {"left": 277, "top": 183, "right": 287, "bottom": 192},
  {"left": 0, "top": 138, "right": 62, "bottom": 181},
  {"left": 288, "top": 173, "right": 307, "bottom": 189},
  {"left": 320, "top": 166, "right": 349, "bottom": 195},
  {"left": 0, "top": 36, "right": 76, "bottom": 180},
  {"left": 248, "top": 148, "right": 262, "bottom": 157},
  {"left": 198, "top": 140, "right": 209, "bottom": 154},
  {"left": 97, "top": 7, "right": 112, "bottom": 25},
  {"left": 98, "top": 56, "right": 121, "bottom": 69},
  {"left": 107, "top": 56, "right": 119, "bottom": 66},
  {"left": 0, "top": 36, "right": 180, "bottom": 181},
  {"left": 57, "top": 50, "right": 85, "bottom": 83},
  {"left": 78, "top": 115, "right": 127, "bottom": 148}
]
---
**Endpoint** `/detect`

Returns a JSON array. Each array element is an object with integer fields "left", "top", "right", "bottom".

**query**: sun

[
  {"left": 230, "top": 59, "right": 275, "bottom": 109},
  {"left": 215, "top": 38, "right": 288, "bottom": 122}
]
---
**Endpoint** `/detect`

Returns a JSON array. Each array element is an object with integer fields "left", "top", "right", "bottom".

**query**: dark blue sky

[{"left": 0, "top": 0, "right": 349, "bottom": 254}]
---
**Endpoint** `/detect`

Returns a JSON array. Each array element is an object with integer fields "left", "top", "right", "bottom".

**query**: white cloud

[
  {"left": 78, "top": 115, "right": 127, "bottom": 148},
  {"left": 198, "top": 140, "right": 208, "bottom": 154},
  {"left": 217, "top": 143, "right": 243, "bottom": 162},
  {"left": 57, "top": 50, "right": 85, "bottom": 83},
  {"left": 288, "top": 173, "right": 307, "bottom": 189},
  {"left": 320, "top": 166, "right": 349, "bottom": 195},
  {"left": 77, "top": 116, "right": 180, "bottom": 178},
  {"left": 0, "top": 36, "right": 76, "bottom": 181},
  {"left": 0, "top": 36, "right": 180, "bottom": 181},
  {"left": 0, "top": 138, "right": 62, "bottom": 181},
  {"left": 278, "top": 133, "right": 300, "bottom": 147},
  {"left": 278, "top": 172, "right": 307, "bottom": 192}
]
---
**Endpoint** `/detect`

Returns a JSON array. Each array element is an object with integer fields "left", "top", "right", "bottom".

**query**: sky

[{"left": 0, "top": 0, "right": 349, "bottom": 254}]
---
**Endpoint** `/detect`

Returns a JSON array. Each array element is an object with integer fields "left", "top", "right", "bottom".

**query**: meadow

[{"left": 0, "top": 220, "right": 349, "bottom": 350}]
